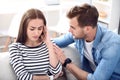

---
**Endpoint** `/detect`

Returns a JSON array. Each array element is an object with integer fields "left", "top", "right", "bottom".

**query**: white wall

[
  {"left": 109, "top": 0, "right": 120, "bottom": 32},
  {"left": 0, "top": 13, "right": 15, "bottom": 35}
]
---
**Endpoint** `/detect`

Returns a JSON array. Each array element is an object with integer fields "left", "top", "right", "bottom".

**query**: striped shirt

[{"left": 9, "top": 42, "right": 62, "bottom": 80}]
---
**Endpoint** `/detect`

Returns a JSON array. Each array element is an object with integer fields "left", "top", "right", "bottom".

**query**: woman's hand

[
  {"left": 44, "top": 26, "right": 51, "bottom": 44},
  {"left": 33, "top": 75, "right": 49, "bottom": 80}
]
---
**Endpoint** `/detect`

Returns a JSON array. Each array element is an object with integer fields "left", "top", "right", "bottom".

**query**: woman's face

[{"left": 26, "top": 18, "right": 44, "bottom": 43}]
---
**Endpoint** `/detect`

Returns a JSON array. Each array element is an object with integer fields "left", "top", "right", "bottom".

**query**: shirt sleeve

[
  {"left": 48, "top": 61, "right": 62, "bottom": 78},
  {"left": 53, "top": 32, "right": 74, "bottom": 48},
  {"left": 9, "top": 43, "right": 33, "bottom": 80}
]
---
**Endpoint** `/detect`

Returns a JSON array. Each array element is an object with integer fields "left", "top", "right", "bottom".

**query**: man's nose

[{"left": 69, "top": 28, "right": 72, "bottom": 32}]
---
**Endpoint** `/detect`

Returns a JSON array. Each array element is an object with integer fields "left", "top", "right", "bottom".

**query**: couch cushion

[
  {"left": 0, "top": 52, "right": 17, "bottom": 80},
  {"left": 62, "top": 44, "right": 80, "bottom": 80}
]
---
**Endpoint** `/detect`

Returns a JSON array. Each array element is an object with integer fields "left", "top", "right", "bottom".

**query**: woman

[{"left": 9, "top": 8, "right": 62, "bottom": 80}]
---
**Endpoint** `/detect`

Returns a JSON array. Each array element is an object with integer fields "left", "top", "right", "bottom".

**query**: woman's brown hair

[{"left": 16, "top": 8, "right": 47, "bottom": 44}]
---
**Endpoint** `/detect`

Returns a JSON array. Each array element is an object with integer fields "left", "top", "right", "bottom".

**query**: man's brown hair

[{"left": 67, "top": 3, "right": 99, "bottom": 28}]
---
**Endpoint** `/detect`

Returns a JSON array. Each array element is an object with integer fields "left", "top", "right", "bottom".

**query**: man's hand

[{"left": 53, "top": 44, "right": 67, "bottom": 64}]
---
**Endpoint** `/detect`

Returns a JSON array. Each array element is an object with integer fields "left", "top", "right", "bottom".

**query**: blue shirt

[{"left": 53, "top": 25, "right": 120, "bottom": 80}]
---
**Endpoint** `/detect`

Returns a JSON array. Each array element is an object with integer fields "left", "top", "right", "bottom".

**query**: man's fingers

[{"left": 53, "top": 44, "right": 63, "bottom": 52}]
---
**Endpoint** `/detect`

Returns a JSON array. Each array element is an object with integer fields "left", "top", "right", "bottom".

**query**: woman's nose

[{"left": 34, "top": 30, "right": 39, "bottom": 35}]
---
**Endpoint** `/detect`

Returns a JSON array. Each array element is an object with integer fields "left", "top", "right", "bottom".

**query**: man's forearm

[{"left": 66, "top": 63, "right": 88, "bottom": 80}]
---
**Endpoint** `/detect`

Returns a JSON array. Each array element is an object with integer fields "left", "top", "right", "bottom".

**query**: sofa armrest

[
  {"left": 61, "top": 44, "right": 80, "bottom": 80},
  {"left": 0, "top": 52, "right": 17, "bottom": 80}
]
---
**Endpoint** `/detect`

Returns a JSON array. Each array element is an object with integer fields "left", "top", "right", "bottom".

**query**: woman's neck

[{"left": 25, "top": 40, "right": 41, "bottom": 47}]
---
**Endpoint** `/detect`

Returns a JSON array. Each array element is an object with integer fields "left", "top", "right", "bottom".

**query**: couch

[{"left": 0, "top": 45, "right": 80, "bottom": 80}]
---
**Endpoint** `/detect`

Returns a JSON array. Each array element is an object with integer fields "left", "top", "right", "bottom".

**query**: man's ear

[{"left": 84, "top": 26, "right": 91, "bottom": 33}]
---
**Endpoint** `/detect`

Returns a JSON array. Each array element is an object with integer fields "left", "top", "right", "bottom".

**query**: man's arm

[
  {"left": 53, "top": 44, "right": 88, "bottom": 80},
  {"left": 66, "top": 62, "right": 88, "bottom": 80},
  {"left": 53, "top": 32, "right": 74, "bottom": 47}
]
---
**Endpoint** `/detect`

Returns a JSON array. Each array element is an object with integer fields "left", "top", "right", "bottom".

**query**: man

[{"left": 53, "top": 3, "right": 120, "bottom": 80}]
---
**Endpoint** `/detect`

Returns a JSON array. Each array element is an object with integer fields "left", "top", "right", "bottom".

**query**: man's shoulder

[
  {"left": 100, "top": 31, "right": 120, "bottom": 49},
  {"left": 103, "top": 31, "right": 120, "bottom": 42},
  {"left": 96, "top": 26, "right": 120, "bottom": 48}
]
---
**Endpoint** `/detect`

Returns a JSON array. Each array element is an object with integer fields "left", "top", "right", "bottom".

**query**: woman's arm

[
  {"left": 9, "top": 43, "right": 33, "bottom": 80},
  {"left": 45, "top": 29, "right": 62, "bottom": 78},
  {"left": 44, "top": 30, "right": 59, "bottom": 67}
]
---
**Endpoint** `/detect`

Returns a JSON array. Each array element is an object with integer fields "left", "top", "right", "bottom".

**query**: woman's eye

[
  {"left": 30, "top": 28, "right": 34, "bottom": 31},
  {"left": 38, "top": 28, "right": 42, "bottom": 30}
]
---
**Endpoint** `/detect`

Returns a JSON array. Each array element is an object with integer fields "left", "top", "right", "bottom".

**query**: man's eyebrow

[{"left": 70, "top": 25, "right": 75, "bottom": 29}]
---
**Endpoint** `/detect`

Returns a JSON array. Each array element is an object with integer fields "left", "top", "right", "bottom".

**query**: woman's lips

[{"left": 33, "top": 36, "right": 39, "bottom": 39}]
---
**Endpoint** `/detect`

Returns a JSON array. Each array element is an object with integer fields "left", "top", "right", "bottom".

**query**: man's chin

[
  {"left": 73, "top": 36, "right": 75, "bottom": 38},
  {"left": 73, "top": 36, "right": 77, "bottom": 39},
  {"left": 73, "top": 36, "right": 81, "bottom": 39}
]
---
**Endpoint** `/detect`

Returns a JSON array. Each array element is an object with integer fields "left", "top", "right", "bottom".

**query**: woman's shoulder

[
  {"left": 9, "top": 42, "right": 20, "bottom": 47},
  {"left": 9, "top": 42, "right": 23, "bottom": 50}
]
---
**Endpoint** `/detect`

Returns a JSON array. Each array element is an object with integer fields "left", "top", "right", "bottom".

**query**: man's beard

[
  {"left": 73, "top": 34, "right": 87, "bottom": 39},
  {"left": 73, "top": 36, "right": 75, "bottom": 39},
  {"left": 73, "top": 36, "right": 81, "bottom": 39}
]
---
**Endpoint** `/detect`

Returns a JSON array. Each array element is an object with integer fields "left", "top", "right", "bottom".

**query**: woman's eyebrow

[{"left": 30, "top": 26, "right": 43, "bottom": 28}]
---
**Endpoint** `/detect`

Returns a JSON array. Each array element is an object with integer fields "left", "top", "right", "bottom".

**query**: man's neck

[{"left": 85, "top": 27, "right": 97, "bottom": 42}]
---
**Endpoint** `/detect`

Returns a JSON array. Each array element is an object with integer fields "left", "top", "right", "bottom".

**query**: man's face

[{"left": 69, "top": 17, "right": 86, "bottom": 39}]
